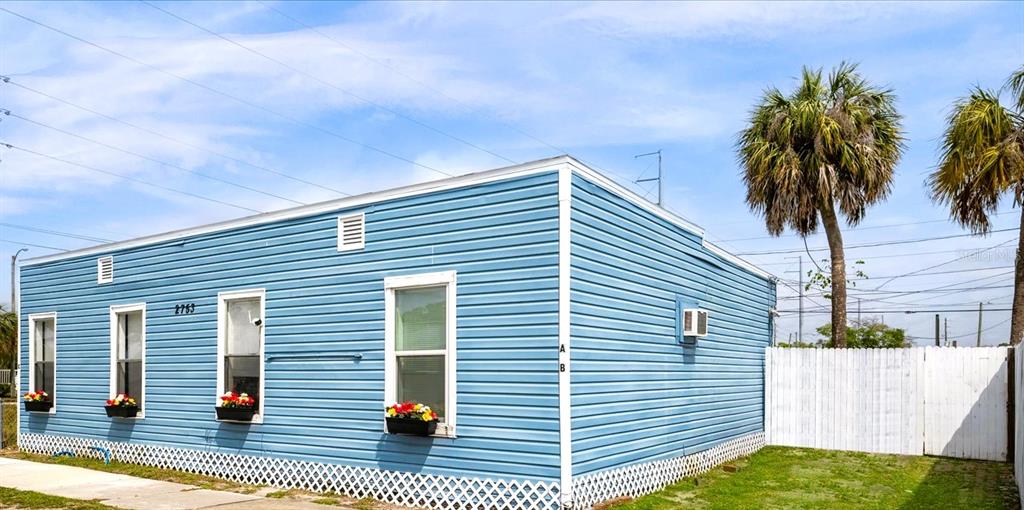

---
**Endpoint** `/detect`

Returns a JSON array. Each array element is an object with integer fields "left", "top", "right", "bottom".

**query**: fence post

[{"left": 1009, "top": 347, "right": 1015, "bottom": 463}]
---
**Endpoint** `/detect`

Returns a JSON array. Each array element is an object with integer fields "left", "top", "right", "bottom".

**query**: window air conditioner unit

[{"left": 682, "top": 309, "right": 709, "bottom": 337}]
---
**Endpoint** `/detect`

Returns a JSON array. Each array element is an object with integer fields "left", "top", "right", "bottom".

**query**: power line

[
  {"left": 1, "top": 142, "right": 262, "bottom": 213},
  {"left": 736, "top": 228, "right": 1017, "bottom": 256},
  {"left": 141, "top": 0, "right": 518, "bottom": 166},
  {"left": 780, "top": 265, "right": 1015, "bottom": 284},
  {"left": 717, "top": 211, "right": 1016, "bottom": 243},
  {"left": 873, "top": 238, "right": 1017, "bottom": 289},
  {"left": 2, "top": 77, "right": 351, "bottom": 196},
  {"left": 778, "top": 307, "right": 1013, "bottom": 314},
  {"left": 6, "top": 110, "right": 306, "bottom": 205},
  {"left": 0, "top": 223, "right": 115, "bottom": 243},
  {"left": 0, "top": 239, "right": 67, "bottom": 252},
  {"left": 0, "top": 6, "right": 454, "bottom": 178},
  {"left": 756, "top": 248, "right": 988, "bottom": 266},
  {"left": 258, "top": 1, "right": 578, "bottom": 164}
]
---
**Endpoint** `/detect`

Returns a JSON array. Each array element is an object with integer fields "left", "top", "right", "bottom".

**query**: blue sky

[{"left": 1, "top": 1, "right": 1022, "bottom": 344}]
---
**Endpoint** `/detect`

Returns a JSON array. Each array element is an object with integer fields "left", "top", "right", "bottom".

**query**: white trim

[
  {"left": 383, "top": 270, "right": 457, "bottom": 438},
  {"left": 557, "top": 166, "right": 573, "bottom": 508},
  {"left": 337, "top": 212, "right": 366, "bottom": 252},
  {"left": 702, "top": 240, "right": 774, "bottom": 280},
  {"left": 27, "top": 312, "right": 57, "bottom": 415},
  {"left": 23, "top": 156, "right": 572, "bottom": 266},
  {"left": 572, "top": 433, "right": 765, "bottom": 509},
  {"left": 96, "top": 256, "right": 113, "bottom": 284},
  {"left": 216, "top": 288, "right": 266, "bottom": 424},
  {"left": 20, "top": 433, "right": 561, "bottom": 510},
  {"left": 108, "top": 303, "right": 146, "bottom": 419},
  {"left": 21, "top": 155, "right": 772, "bottom": 281}
]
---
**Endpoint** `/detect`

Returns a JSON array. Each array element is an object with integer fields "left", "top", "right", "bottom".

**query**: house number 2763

[{"left": 174, "top": 303, "right": 196, "bottom": 315}]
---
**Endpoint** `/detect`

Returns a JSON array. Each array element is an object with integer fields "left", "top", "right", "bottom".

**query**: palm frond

[
  {"left": 737, "top": 62, "right": 904, "bottom": 236},
  {"left": 930, "top": 87, "right": 1023, "bottom": 233}
]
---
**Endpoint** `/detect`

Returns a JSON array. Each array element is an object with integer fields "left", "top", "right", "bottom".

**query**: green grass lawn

[
  {"left": 0, "top": 487, "right": 117, "bottom": 509},
  {"left": 608, "top": 446, "right": 1018, "bottom": 510},
  {"left": 1, "top": 400, "right": 16, "bottom": 449}
]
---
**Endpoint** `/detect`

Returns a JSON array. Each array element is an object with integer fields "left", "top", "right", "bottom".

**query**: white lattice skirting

[
  {"left": 571, "top": 433, "right": 765, "bottom": 509},
  {"left": 19, "top": 433, "right": 560, "bottom": 510}
]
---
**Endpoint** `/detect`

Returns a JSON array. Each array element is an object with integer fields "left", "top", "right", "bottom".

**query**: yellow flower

[
  {"left": 414, "top": 404, "right": 423, "bottom": 411},
  {"left": 386, "top": 408, "right": 396, "bottom": 417},
  {"left": 421, "top": 412, "right": 432, "bottom": 421}
]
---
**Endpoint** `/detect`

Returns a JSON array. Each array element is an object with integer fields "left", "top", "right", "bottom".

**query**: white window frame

[
  {"left": 27, "top": 312, "right": 57, "bottom": 414},
  {"left": 337, "top": 212, "right": 366, "bottom": 252},
  {"left": 109, "top": 303, "right": 146, "bottom": 419},
  {"left": 384, "top": 270, "right": 457, "bottom": 438},
  {"left": 216, "top": 288, "right": 266, "bottom": 423}
]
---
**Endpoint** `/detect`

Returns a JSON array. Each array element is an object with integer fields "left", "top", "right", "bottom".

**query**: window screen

[
  {"left": 394, "top": 286, "right": 447, "bottom": 420},
  {"left": 224, "top": 297, "right": 261, "bottom": 410},
  {"left": 33, "top": 318, "right": 55, "bottom": 396},
  {"left": 115, "top": 310, "right": 143, "bottom": 406}
]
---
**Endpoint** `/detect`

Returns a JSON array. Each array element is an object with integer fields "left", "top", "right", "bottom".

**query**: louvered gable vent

[
  {"left": 97, "top": 256, "right": 114, "bottom": 284},
  {"left": 337, "top": 213, "right": 366, "bottom": 252}
]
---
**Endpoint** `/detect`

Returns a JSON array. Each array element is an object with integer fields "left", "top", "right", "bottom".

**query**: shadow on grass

[
  {"left": 898, "top": 456, "right": 1018, "bottom": 510},
  {"left": 608, "top": 446, "right": 1019, "bottom": 510}
]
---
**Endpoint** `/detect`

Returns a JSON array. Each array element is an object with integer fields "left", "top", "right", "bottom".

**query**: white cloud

[{"left": 561, "top": 1, "right": 971, "bottom": 40}]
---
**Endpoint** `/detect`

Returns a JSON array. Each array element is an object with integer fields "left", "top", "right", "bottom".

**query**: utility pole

[
  {"left": 634, "top": 150, "right": 663, "bottom": 206},
  {"left": 4, "top": 248, "right": 27, "bottom": 450},
  {"left": 10, "top": 248, "right": 28, "bottom": 311},
  {"left": 944, "top": 318, "right": 948, "bottom": 347},
  {"left": 798, "top": 256, "right": 803, "bottom": 343},
  {"left": 857, "top": 298, "right": 862, "bottom": 325},
  {"left": 976, "top": 302, "right": 984, "bottom": 347},
  {"left": 934, "top": 314, "right": 941, "bottom": 347}
]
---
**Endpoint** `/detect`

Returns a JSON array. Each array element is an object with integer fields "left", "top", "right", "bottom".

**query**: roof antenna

[{"left": 634, "top": 150, "right": 662, "bottom": 206}]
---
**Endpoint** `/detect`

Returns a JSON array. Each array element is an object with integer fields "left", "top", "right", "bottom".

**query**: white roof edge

[
  {"left": 22, "top": 155, "right": 573, "bottom": 266},
  {"left": 24, "top": 154, "right": 776, "bottom": 282},
  {"left": 563, "top": 157, "right": 775, "bottom": 282}
]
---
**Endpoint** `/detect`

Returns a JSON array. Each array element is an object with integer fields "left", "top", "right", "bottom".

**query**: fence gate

[
  {"left": 921, "top": 347, "right": 1008, "bottom": 460},
  {"left": 766, "top": 347, "right": 1010, "bottom": 461}
]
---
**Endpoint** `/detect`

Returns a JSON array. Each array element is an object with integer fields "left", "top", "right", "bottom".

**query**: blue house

[{"left": 18, "top": 156, "right": 776, "bottom": 509}]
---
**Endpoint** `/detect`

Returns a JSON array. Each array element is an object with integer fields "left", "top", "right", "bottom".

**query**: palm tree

[
  {"left": 930, "top": 67, "right": 1024, "bottom": 345},
  {"left": 738, "top": 63, "right": 904, "bottom": 347}
]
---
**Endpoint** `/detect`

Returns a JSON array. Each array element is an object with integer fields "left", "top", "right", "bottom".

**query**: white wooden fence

[
  {"left": 1014, "top": 347, "right": 1023, "bottom": 503},
  {"left": 766, "top": 347, "right": 1010, "bottom": 461}
]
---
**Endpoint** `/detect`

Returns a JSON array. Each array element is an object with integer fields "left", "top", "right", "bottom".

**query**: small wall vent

[
  {"left": 337, "top": 213, "right": 366, "bottom": 252},
  {"left": 97, "top": 256, "right": 114, "bottom": 284}
]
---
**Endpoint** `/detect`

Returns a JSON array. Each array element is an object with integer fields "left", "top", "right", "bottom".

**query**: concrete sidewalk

[{"left": 0, "top": 457, "right": 349, "bottom": 509}]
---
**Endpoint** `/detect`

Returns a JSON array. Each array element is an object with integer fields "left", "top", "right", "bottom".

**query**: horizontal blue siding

[
  {"left": 569, "top": 174, "right": 775, "bottom": 476},
  {"left": 21, "top": 171, "right": 560, "bottom": 481}
]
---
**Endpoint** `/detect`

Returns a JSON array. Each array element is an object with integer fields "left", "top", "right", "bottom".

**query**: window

[
  {"left": 217, "top": 289, "right": 265, "bottom": 420},
  {"left": 29, "top": 313, "right": 56, "bottom": 411},
  {"left": 384, "top": 271, "right": 457, "bottom": 436},
  {"left": 110, "top": 304, "right": 145, "bottom": 415}
]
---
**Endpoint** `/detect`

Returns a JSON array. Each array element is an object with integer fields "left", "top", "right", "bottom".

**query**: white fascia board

[{"left": 23, "top": 156, "right": 574, "bottom": 267}]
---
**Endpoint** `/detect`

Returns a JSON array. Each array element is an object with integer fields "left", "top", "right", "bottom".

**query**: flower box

[
  {"left": 105, "top": 405, "right": 140, "bottom": 418},
  {"left": 24, "top": 400, "right": 52, "bottom": 413},
  {"left": 216, "top": 391, "right": 256, "bottom": 422},
  {"left": 386, "top": 417, "right": 438, "bottom": 436},
  {"left": 216, "top": 406, "right": 256, "bottom": 422}
]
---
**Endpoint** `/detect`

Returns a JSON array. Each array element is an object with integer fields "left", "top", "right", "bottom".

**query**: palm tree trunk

[
  {"left": 1010, "top": 207, "right": 1024, "bottom": 345},
  {"left": 820, "top": 200, "right": 848, "bottom": 348}
]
